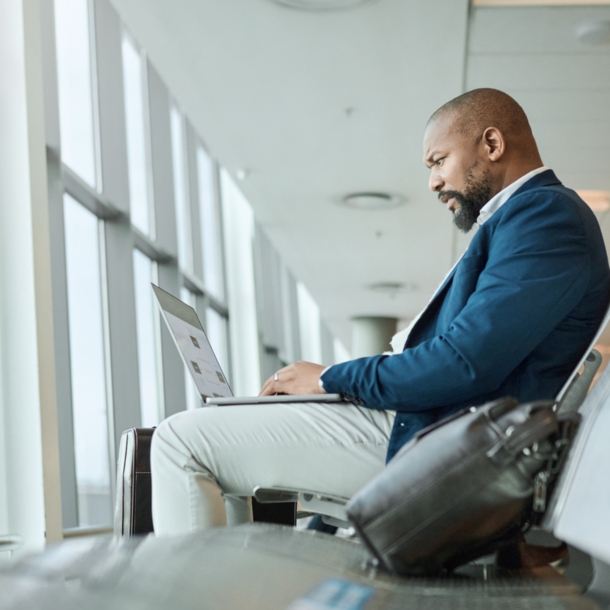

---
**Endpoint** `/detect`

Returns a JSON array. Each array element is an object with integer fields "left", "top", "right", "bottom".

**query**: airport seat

[
  {"left": 2, "top": 347, "right": 610, "bottom": 608},
  {"left": 253, "top": 348, "right": 604, "bottom": 531}
]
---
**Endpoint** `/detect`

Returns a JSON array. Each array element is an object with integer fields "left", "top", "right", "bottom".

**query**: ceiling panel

[
  {"left": 475, "top": 0, "right": 610, "bottom": 6},
  {"left": 471, "top": 5, "right": 610, "bottom": 54},
  {"left": 510, "top": 90, "right": 610, "bottom": 122},
  {"left": 468, "top": 53, "right": 610, "bottom": 91}
]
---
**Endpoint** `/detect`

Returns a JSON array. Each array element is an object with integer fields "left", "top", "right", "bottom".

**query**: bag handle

[
  {"left": 410, "top": 397, "right": 519, "bottom": 445},
  {"left": 487, "top": 408, "right": 557, "bottom": 466}
]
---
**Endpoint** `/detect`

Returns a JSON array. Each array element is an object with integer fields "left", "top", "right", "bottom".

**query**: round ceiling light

[
  {"left": 341, "top": 192, "right": 405, "bottom": 210},
  {"left": 368, "top": 282, "right": 416, "bottom": 296},
  {"left": 271, "top": 0, "right": 373, "bottom": 10},
  {"left": 576, "top": 21, "right": 610, "bottom": 46}
]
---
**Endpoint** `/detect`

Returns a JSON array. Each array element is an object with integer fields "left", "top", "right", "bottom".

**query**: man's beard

[{"left": 439, "top": 166, "right": 494, "bottom": 233}]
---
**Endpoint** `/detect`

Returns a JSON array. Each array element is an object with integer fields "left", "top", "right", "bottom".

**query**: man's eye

[{"left": 435, "top": 158, "right": 444, "bottom": 166}]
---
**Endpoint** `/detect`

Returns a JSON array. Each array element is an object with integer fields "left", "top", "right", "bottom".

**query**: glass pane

[
  {"left": 54, "top": 0, "right": 97, "bottom": 187},
  {"left": 197, "top": 146, "right": 224, "bottom": 299},
  {"left": 297, "top": 282, "right": 322, "bottom": 364},
  {"left": 63, "top": 194, "right": 111, "bottom": 527},
  {"left": 122, "top": 36, "right": 150, "bottom": 235},
  {"left": 180, "top": 288, "right": 202, "bottom": 410},
  {"left": 170, "top": 107, "right": 192, "bottom": 271},
  {"left": 133, "top": 250, "right": 161, "bottom": 426},
  {"left": 206, "top": 308, "right": 229, "bottom": 382}
]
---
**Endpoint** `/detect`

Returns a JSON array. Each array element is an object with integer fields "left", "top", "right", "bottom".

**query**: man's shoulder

[{"left": 491, "top": 182, "right": 592, "bottom": 232}]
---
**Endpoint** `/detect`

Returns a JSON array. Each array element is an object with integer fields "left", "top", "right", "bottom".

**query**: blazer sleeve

[{"left": 321, "top": 192, "right": 592, "bottom": 412}]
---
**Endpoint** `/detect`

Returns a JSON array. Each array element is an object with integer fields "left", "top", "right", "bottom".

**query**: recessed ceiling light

[
  {"left": 576, "top": 21, "right": 610, "bottom": 46},
  {"left": 577, "top": 190, "right": 610, "bottom": 212},
  {"left": 271, "top": 0, "right": 372, "bottom": 10},
  {"left": 341, "top": 192, "right": 405, "bottom": 210},
  {"left": 368, "top": 282, "right": 416, "bottom": 296}
]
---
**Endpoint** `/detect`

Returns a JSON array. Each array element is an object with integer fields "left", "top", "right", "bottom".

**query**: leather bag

[{"left": 345, "top": 397, "right": 578, "bottom": 575}]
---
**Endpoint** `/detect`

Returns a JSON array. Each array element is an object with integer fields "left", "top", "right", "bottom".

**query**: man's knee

[{"left": 152, "top": 409, "right": 211, "bottom": 466}]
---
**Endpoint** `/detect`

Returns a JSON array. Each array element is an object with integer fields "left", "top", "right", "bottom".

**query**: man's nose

[{"left": 428, "top": 170, "right": 443, "bottom": 193}]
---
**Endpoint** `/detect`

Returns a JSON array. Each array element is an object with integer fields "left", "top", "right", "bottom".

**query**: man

[{"left": 151, "top": 89, "right": 610, "bottom": 538}]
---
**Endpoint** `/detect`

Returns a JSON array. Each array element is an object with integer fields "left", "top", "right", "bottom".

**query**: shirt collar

[{"left": 477, "top": 166, "right": 548, "bottom": 226}]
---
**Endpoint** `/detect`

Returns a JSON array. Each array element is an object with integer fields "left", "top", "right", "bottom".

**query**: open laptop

[{"left": 151, "top": 284, "right": 344, "bottom": 406}]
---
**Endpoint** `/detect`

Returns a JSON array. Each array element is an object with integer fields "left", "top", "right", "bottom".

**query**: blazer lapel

[{"left": 404, "top": 259, "right": 460, "bottom": 350}]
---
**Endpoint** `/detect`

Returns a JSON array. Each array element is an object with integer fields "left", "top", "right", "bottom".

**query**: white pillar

[
  {"left": 351, "top": 316, "right": 398, "bottom": 358},
  {"left": 0, "top": 0, "right": 63, "bottom": 552}
]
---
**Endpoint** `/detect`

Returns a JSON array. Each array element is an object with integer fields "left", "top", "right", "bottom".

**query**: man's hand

[{"left": 259, "top": 361, "right": 326, "bottom": 396}]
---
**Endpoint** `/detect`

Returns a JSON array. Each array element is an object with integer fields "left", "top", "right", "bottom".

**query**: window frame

[{"left": 43, "top": 0, "right": 231, "bottom": 534}]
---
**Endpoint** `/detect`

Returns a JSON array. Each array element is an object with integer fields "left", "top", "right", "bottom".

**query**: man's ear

[{"left": 481, "top": 126, "right": 505, "bottom": 162}]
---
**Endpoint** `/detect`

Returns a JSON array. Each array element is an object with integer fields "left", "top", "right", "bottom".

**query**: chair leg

[{"left": 252, "top": 498, "right": 296, "bottom": 526}]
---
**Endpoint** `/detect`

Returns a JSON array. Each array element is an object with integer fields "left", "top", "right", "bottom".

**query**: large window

[
  {"left": 42, "top": 0, "right": 339, "bottom": 539},
  {"left": 54, "top": 0, "right": 98, "bottom": 188},
  {"left": 63, "top": 194, "right": 112, "bottom": 527},
  {"left": 122, "top": 34, "right": 152, "bottom": 235},
  {"left": 197, "top": 146, "right": 224, "bottom": 299},
  {"left": 206, "top": 308, "right": 230, "bottom": 380},
  {"left": 171, "top": 106, "right": 193, "bottom": 272},
  {"left": 133, "top": 250, "right": 162, "bottom": 427}
]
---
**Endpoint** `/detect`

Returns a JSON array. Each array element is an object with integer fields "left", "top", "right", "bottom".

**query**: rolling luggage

[{"left": 114, "top": 428, "right": 155, "bottom": 536}]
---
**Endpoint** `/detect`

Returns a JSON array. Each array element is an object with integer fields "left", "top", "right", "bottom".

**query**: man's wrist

[{"left": 318, "top": 366, "right": 332, "bottom": 392}]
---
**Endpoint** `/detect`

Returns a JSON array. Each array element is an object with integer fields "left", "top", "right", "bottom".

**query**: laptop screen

[{"left": 151, "top": 284, "right": 233, "bottom": 400}]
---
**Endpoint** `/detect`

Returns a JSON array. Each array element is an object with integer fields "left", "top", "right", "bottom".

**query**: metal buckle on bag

[
  {"left": 530, "top": 423, "right": 575, "bottom": 513},
  {"left": 533, "top": 470, "right": 551, "bottom": 512}
]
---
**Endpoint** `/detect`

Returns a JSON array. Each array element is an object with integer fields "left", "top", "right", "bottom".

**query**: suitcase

[
  {"left": 114, "top": 427, "right": 296, "bottom": 537},
  {"left": 114, "top": 428, "right": 155, "bottom": 536}
]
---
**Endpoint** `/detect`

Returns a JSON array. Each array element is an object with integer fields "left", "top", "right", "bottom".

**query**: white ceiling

[{"left": 109, "top": 0, "right": 610, "bottom": 348}]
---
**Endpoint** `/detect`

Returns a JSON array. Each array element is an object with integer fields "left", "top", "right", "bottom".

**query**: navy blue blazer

[{"left": 321, "top": 170, "right": 610, "bottom": 462}]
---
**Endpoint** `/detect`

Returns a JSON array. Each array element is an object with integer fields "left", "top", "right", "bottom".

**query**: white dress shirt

[{"left": 476, "top": 166, "right": 548, "bottom": 226}]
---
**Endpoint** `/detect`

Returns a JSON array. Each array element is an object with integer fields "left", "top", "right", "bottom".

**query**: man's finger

[{"left": 259, "top": 376, "right": 276, "bottom": 396}]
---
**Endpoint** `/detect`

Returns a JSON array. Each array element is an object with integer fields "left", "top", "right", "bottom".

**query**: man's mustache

[{"left": 438, "top": 190, "right": 463, "bottom": 205}]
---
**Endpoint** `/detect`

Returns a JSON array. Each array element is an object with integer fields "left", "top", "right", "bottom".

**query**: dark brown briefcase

[{"left": 346, "top": 397, "right": 579, "bottom": 575}]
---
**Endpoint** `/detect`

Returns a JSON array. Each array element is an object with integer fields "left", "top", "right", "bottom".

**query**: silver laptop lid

[
  {"left": 543, "top": 361, "right": 610, "bottom": 564},
  {"left": 151, "top": 284, "right": 233, "bottom": 401}
]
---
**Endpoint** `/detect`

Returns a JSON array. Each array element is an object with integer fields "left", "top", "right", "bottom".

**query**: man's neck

[{"left": 498, "top": 160, "right": 545, "bottom": 192}]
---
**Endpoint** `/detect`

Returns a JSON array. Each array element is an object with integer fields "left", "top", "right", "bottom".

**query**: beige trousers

[{"left": 150, "top": 401, "right": 395, "bottom": 536}]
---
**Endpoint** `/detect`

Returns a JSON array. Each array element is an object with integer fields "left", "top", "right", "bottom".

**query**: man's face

[{"left": 423, "top": 115, "right": 494, "bottom": 233}]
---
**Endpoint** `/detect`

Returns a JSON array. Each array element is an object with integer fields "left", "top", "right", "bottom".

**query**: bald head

[
  {"left": 429, "top": 88, "right": 533, "bottom": 141},
  {"left": 424, "top": 89, "right": 544, "bottom": 232}
]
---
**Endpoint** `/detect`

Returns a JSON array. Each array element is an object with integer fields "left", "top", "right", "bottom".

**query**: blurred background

[{"left": 1, "top": 0, "right": 610, "bottom": 553}]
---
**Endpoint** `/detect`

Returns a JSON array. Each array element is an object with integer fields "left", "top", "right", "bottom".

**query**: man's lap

[{"left": 154, "top": 401, "right": 395, "bottom": 499}]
